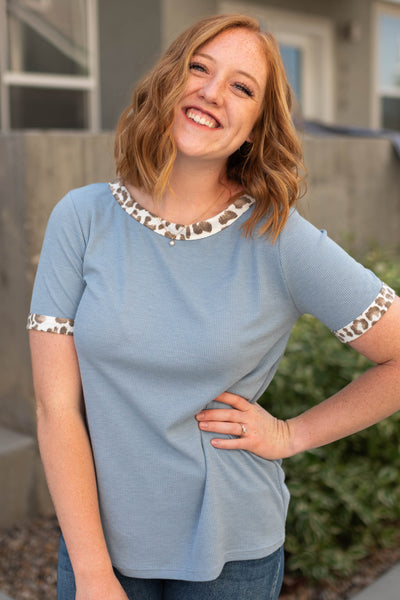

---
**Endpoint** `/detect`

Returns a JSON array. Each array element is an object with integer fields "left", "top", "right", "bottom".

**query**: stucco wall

[
  {"left": 98, "top": 0, "right": 162, "bottom": 130},
  {"left": 162, "top": 0, "right": 218, "bottom": 47}
]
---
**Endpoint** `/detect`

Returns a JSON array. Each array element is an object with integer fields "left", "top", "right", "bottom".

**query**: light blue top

[{"left": 28, "top": 182, "right": 390, "bottom": 581}]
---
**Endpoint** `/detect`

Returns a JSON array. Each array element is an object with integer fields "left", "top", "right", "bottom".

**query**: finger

[
  {"left": 196, "top": 408, "right": 242, "bottom": 423},
  {"left": 214, "top": 392, "right": 251, "bottom": 411},
  {"left": 198, "top": 420, "right": 244, "bottom": 437},
  {"left": 210, "top": 436, "right": 247, "bottom": 450}
]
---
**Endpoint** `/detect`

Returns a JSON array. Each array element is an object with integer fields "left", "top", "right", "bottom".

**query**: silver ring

[{"left": 240, "top": 423, "right": 247, "bottom": 435}]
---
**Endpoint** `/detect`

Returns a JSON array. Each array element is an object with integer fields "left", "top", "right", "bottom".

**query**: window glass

[
  {"left": 7, "top": 0, "right": 89, "bottom": 75},
  {"left": 10, "top": 86, "right": 87, "bottom": 128},
  {"left": 379, "top": 14, "right": 400, "bottom": 89},
  {"left": 378, "top": 11, "right": 400, "bottom": 130},
  {"left": 280, "top": 44, "right": 302, "bottom": 105},
  {"left": 381, "top": 97, "right": 400, "bottom": 130}
]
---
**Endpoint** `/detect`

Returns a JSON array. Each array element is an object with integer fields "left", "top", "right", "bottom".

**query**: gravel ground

[
  {"left": 1, "top": 516, "right": 400, "bottom": 600},
  {"left": 0, "top": 516, "right": 59, "bottom": 600}
]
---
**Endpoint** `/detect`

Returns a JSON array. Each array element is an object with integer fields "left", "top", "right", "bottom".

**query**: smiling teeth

[{"left": 186, "top": 110, "right": 218, "bottom": 128}]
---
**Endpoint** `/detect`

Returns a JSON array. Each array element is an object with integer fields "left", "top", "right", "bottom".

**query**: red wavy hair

[{"left": 114, "top": 14, "right": 306, "bottom": 240}]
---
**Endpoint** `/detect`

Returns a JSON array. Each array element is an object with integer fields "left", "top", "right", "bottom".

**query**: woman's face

[{"left": 172, "top": 28, "right": 268, "bottom": 167}]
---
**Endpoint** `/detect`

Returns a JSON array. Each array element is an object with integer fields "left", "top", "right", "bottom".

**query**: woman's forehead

[{"left": 193, "top": 28, "right": 268, "bottom": 80}]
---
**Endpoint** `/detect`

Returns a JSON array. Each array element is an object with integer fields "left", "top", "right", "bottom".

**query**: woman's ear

[
  {"left": 246, "top": 131, "right": 255, "bottom": 143},
  {"left": 239, "top": 141, "right": 253, "bottom": 157}
]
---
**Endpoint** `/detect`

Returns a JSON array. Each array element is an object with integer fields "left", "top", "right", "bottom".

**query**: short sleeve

[
  {"left": 279, "top": 210, "right": 395, "bottom": 343},
  {"left": 27, "top": 192, "right": 87, "bottom": 335}
]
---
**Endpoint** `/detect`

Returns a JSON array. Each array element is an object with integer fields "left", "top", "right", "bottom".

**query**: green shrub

[{"left": 259, "top": 247, "right": 400, "bottom": 582}]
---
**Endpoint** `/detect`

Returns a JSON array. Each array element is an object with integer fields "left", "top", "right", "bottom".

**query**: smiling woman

[
  {"left": 114, "top": 13, "right": 304, "bottom": 236},
  {"left": 27, "top": 12, "right": 400, "bottom": 600}
]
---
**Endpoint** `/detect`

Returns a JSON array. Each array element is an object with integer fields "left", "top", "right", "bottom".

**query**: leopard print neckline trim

[{"left": 109, "top": 180, "right": 254, "bottom": 242}]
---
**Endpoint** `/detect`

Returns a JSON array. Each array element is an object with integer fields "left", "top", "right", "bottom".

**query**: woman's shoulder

[
  {"left": 43, "top": 183, "right": 114, "bottom": 242},
  {"left": 277, "top": 207, "right": 359, "bottom": 282},
  {"left": 67, "top": 181, "right": 112, "bottom": 209},
  {"left": 50, "top": 182, "right": 113, "bottom": 221},
  {"left": 279, "top": 207, "right": 330, "bottom": 248}
]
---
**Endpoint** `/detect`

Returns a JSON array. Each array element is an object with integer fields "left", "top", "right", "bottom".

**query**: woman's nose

[{"left": 198, "top": 77, "right": 224, "bottom": 105}]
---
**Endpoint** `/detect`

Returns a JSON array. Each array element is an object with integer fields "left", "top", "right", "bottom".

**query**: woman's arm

[
  {"left": 196, "top": 296, "right": 400, "bottom": 460},
  {"left": 30, "top": 330, "right": 128, "bottom": 599}
]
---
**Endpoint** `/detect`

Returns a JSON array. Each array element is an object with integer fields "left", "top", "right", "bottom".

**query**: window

[
  {"left": 374, "top": 2, "right": 400, "bottom": 130},
  {"left": 280, "top": 45, "right": 302, "bottom": 105},
  {"left": 0, "top": 0, "right": 99, "bottom": 131}
]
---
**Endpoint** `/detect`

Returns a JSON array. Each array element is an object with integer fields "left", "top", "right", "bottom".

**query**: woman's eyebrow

[{"left": 194, "top": 52, "right": 261, "bottom": 90}]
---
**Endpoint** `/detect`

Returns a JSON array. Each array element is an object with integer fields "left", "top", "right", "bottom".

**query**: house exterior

[{"left": 1, "top": 0, "right": 399, "bottom": 133}]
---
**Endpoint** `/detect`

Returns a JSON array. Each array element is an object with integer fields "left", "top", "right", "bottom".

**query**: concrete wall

[
  {"left": 0, "top": 132, "right": 115, "bottom": 437},
  {"left": 0, "top": 131, "right": 399, "bottom": 524},
  {"left": 302, "top": 135, "right": 400, "bottom": 249},
  {"left": 0, "top": 135, "right": 33, "bottom": 435},
  {"left": 0, "top": 133, "right": 115, "bottom": 525}
]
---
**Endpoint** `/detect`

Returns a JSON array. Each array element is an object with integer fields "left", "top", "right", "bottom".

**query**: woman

[{"left": 27, "top": 13, "right": 400, "bottom": 600}]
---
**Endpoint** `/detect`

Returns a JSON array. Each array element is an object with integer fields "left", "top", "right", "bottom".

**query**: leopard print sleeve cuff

[
  {"left": 333, "top": 283, "right": 396, "bottom": 343},
  {"left": 26, "top": 314, "right": 74, "bottom": 335}
]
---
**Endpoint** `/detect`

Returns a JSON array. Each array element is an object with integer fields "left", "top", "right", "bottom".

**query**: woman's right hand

[{"left": 76, "top": 572, "right": 130, "bottom": 600}]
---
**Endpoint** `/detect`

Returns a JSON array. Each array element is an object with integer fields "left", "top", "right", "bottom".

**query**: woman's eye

[
  {"left": 189, "top": 62, "right": 207, "bottom": 73},
  {"left": 233, "top": 82, "right": 254, "bottom": 97}
]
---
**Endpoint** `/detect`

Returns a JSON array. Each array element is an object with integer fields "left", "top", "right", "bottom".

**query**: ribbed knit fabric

[{"left": 28, "top": 183, "right": 390, "bottom": 581}]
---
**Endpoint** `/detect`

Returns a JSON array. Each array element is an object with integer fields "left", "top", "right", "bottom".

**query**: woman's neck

[{"left": 127, "top": 158, "right": 241, "bottom": 225}]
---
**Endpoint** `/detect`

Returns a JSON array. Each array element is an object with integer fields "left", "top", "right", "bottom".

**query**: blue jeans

[{"left": 57, "top": 535, "right": 283, "bottom": 600}]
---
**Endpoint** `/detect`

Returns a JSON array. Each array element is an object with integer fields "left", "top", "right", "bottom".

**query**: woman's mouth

[{"left": 185, "top": 108, "right": 221, "bottom": 129}]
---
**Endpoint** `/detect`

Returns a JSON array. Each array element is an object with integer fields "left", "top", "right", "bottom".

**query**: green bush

[{"left": 259, "top": 248, "right": 400, "bottom": 582}]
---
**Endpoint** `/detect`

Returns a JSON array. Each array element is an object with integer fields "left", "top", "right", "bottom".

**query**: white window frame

[
  {"left": 0, "top": 0, "right": 100, "bottom": 132},
  {"left": 218, "top": 1, "right": 335, "bottom": 123},
  {"left": 371, "top": 1, "right": 400, "bottom": 129}
]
